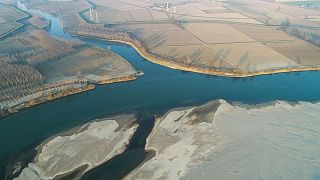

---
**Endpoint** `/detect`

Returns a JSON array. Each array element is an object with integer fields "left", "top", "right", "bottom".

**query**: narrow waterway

[{"left": 1, "top": 3, "right": 320, "bottom": 179}]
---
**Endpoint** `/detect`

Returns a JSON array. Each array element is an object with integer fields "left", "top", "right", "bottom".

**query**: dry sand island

[
  {"left": 126, "top": 100, "right": 320, "bottom": 180},
  {"left": 10, "top": 99, "right": 320, "bottom": 180},
  {"left": 26, "top": 0, "right": 320, "bottom": 77},
  {"left": 14, "top": 114, "right": 138, "bottom": 180}
]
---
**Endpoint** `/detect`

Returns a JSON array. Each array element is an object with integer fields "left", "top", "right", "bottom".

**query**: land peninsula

[
  {"left": 25, "top": 0, "right": 320, "bottom": 77},
  {"left": 0, "top": 3, "right": 141, "bottom": 118}
]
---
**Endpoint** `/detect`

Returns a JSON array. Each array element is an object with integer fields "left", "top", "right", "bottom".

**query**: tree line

[{"left": 281, "top": 18, "right": 320, "bottom": 46}]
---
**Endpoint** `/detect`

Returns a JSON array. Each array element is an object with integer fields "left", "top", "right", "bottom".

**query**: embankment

[{"left": 74, "top": 30, "right": 320, "bottom": 78}]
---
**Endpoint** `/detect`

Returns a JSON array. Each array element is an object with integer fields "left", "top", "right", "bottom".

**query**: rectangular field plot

[
  {"left": 0, "top": 22, "right": 22, "bottom": 38},
  {"left": 0, "top": 4, "right": 28, "bottom": 21},
  {"left": 230, "top": 24, "right": 295, "bottom": 42},
  {"left": 208, "top": 42, "right": 297, "bottom": 71},
  {"left": 150, "top": 44, "right": 235, "bottom": 68},
  {"left": 0, "top": 4, "right": 28, "bottom": 38},
  {"left": 149, "top": 10, "right": 169, "bottom": 21},
  {"left": 265, "top": 40, "right": 320, "bottom": 66},
  {"left": 130, "top": 9, "right": 153, "bottom": 21},
  {"left": 185, "top": 23, "right": 254, "bottom": 44},
  {"left": 120, "top": 23, "right": 202, "bottom": 47}
]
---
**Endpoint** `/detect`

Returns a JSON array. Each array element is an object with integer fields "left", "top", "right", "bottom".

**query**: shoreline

[
  {"left": 0, "top": 4, "right": 142, "bottom": 119},
  {"left": 3, "top": 2, "right": 320, "bottom": 119},
  {"left": 0, "top": 73, "right": 140, "bottom": 119},
  {"left": 14, "top": 118, "right": 139, "bottom": 180},
  {"left": 0, "top": 83, "right": 95, "bottom": 119},
  {"left": 74, "top": 30, "right": 320, "bottom": 78},
  {"left": 108, "top": 39, "right": 320, "bottom": 78}
]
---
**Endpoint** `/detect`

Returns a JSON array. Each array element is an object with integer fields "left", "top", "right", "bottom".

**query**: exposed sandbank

[
  {"left": 14, "top": 114, "right": 138, "bottom": 180},
  {"left": 126, "top": 99, "right": 320, "bottom": 180}
]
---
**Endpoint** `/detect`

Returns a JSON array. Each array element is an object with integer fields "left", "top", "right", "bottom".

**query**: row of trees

[
  {"left": 24, "top": 45, "right": 78, "bottom": 65},
  {"left": 0, "top": 36, "right": 86, "bottom": 102},
  {"left": 0, "top": 61, "right": 44, "bottom": 101},
  {"left": 281, "top": 18, "right": 320, "bottom": 46},
  {"left": 0, "top": 41, "right": 84, "bottom": 66}
]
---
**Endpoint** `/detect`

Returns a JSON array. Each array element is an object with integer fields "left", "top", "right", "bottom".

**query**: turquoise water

[
  {"left": 1, "top": 3, "right": 320, "bottom": 179},
  {"left": 285, "top": 1, "right": 320, "bottom": 10}
]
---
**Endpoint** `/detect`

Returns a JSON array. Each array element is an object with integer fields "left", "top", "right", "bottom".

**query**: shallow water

[{"left": 1, "top": 3, "right": 320, "bottom": 179}]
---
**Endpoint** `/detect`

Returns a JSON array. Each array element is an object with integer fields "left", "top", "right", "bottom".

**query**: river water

[{"left": 1, "top": 3, "right": 320, "bottom": 179}]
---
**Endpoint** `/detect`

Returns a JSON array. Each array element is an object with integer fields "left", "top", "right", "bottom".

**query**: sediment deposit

[
  {"left": 15, "top": 114, "right": 138, "bottom": 180},
  {"left": 126, "top": 100, "right": 320, "bottom": 180}
]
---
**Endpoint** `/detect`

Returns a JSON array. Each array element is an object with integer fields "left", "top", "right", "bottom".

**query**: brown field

[
  {"left": 27, "top": 15, "right": 50, "bottom": 29},
  {"left": 0, "top": 31, "right": 40, "bottom": 53},
  {"left": 117, "top": 21, "right": 307, "bottom": 72},
  {"left": 0, "top": 25, "right": 138, "bottom": 110},
  {"left": 265, "top": 40, "right": 320, "bottom": 66},
  {"left": 26, "top": 0, "right": 320, "bottom": 76},
  {"left": 37, "top": 46, "right": 138, "bottom": 83},
  {"left": 225, "top": 0, "right": 320, "bottom": 26},
  {"left": 0, "top": 27, "right": 138, "bottom": 83},
  {"left": 0, "top": 4, "right": 28, "bottom": 38},
  {"left": 81, "top": 3, "right": 169, "bottom": 24}
]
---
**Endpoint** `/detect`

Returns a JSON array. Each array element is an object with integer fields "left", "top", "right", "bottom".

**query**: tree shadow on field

[{"left": 189, "top": 48, "right": 204, "bottom": 64}]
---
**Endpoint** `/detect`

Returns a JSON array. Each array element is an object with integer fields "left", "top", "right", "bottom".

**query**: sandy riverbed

[
  {"left": 14, "top": 114, "right": 138, "bottom": 180},
  {"left": 126, "top": 99, "right": 320, "bottom": 180}
]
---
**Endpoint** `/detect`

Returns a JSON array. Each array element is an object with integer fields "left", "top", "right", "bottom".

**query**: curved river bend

[{"left": 1, "top": 3, "right": 320, "bottom": 179}]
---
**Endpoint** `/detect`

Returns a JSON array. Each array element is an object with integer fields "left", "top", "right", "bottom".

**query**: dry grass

[
  {"left": 118, "top": 21, "right": 305, "bottom": 72},
  {"left": 37, "top": 46, "right": 137, "bottom": 82},
  {"left": 26, "top": 0, "right": 320, "bottom": 75},
  {"left": 28, "top": 15, "right": 50, "bottom": 29},
  {"left": 0, "top": 31, "right": 40, "bottom": 54},
  {"left": 0, "top": 4, "right": 28, "bottom": 38}
]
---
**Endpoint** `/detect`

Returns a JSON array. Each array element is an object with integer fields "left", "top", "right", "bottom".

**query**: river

[{"left": 1, "top": 2, "right": 320, "bottom": 179}]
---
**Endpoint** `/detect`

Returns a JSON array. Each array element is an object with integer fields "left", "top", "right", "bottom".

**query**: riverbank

[
  {"left": 110, "top": 39, "right": 320, "bottom": 78},
  {"left": 0, "top": 72, "right": 141, "bottom": 118},
  {"left": 0, "top": 80, "right": 95, "bottom": 119},
  {"left": 0, "top": 4, "right": 143, "bottom": 119},
  {"left": 74, "top": 30, "right": 320, "bottom": 78}
]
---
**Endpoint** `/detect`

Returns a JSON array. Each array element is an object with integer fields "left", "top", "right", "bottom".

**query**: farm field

[
  {"left": 37, "top": 46, "right": 138, "bottom": 83},
  {"left": 2, "top": 0, "right": 320, "bottom": 179},
  {"left": 27, "top": 15, "right": 50, "bottom": 29},
  {"left": 47, "top": 0, "right": 317, "bottom": 75},
  {"left": 0, "top": 28, "right": 138, "bottom": 112},
  {"left": 0, "top": 4, "right": 28, "bottom": 38},
  {"left": 27, "top": 0, "right": 90, "bottom": 33},
  {"left": 81, "top": 2, "right": 170, "bottom": 24},
  {"left": 117, "top": 21, "right": 310, "bottom": 72}
]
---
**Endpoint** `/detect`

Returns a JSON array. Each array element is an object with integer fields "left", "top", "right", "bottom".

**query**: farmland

[
  {"left": 0, "top": 4, "right": 29, "bottom": 38},
  {"left": 1, "top": 0, "right": 319, "bottom": 113},
  {"left": 26, "top": 0, "right": 91, "bottom": 33},
  {"left": 26, "top": 0, "right": 320, "bottom": 77},
  {"left": 0, "top": 5, "right": 140, "bottom": 116}
]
